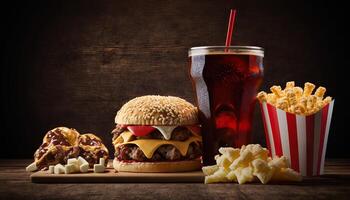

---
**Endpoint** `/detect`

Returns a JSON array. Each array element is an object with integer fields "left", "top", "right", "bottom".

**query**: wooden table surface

[{"left": 1, "top": 159, "right": 349, "bottom": 200}]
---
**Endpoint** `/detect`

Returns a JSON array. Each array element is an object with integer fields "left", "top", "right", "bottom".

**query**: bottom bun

[{"left": 113, "top": 158, "right": 202, "bottom": 172}]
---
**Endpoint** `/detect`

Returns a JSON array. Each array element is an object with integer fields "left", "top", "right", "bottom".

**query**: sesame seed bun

[
  {"left": 115, "top": 95, "right": 198, "bottom": 125},
  {"left": 113, "top": 158, "right": 202, "bottom": 172}
]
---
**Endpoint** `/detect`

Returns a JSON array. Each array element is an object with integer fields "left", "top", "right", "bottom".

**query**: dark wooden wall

[{"left": 2, "top": 0, "right": 345, "bottom": 158}]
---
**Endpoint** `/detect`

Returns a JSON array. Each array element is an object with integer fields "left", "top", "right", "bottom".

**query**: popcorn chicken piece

[
  {"left": 241, "top": 144, "right": 269, "bottom": 161},
  {"left": 202, "top": 165, "right": 219, "bottom": 176},
  {"left": 283, "top": 88, "right": 292, "bottom": 94},
  {"left": 285, "top": 81, "right": 295, "bottom": 89},
  {"left": 218, "top": 147, "right": 240, "bottom": 162},
  {"left": 26, "top": 162, "right": 38, "bottom": 172},
  {"left": 257, "top": 91, "right": 268, "bottom": 102},
  {"left": 234, "top": 166, "right": 254, "bottom": 184},
  {"left": 267, "top": 93, "right": 277, "bottom": 105},
  {"left": 230, "top": 150, "right": 253, "bottom": 170},
  {"left": 303, "top": 82, "right": 315, "bottom": 97},
  {"left": 288, "top": 105, "right": 295, "bottom": 113},
  {"left": 204, "top": 168, "right": 230, "bottom": 184},
  {"left": 315, "top": 100, "right": 324, "bottom": 110},
  {"left": 268, "top": 156, "right": 289, "bottom": 169},
  {"left": 218, "top": 147, "right": 239, "bottom": 155},
  {"left": 267, "top": 157, "right": 272, "bottom": 162},
  {"left": 314, "top": 95, "right": 332, "bottom": 112},
  {"left": 293, "top": 87, "right": 303, "bottom": 98},
  {"left": 214, "top": 154, "right": 220, "bottom": 161},
  {"left": 271, "top": 168, "right": 302, "bottom": 182},
  {"left": 305, "top": 95, "right": 318, "bottom": 115},
  {"left": 252, "top": 159, "right": 275, "bottom": 184},
  {"left": 315, "top": 86, "right": 326, "bottom": 99},
  {"left": 255, "top": 149, "right": 269, "bottom": 161},
  {"left": 293, "top": 104, "right": 306, "bottom": 115},
  {"left": 286, "top": 89, "right": 297, "bottom": 106},
  {"left": 203, "top": 144, "right": 303, "bottom": 184},
  {"left": 306, "top": 96, "right": 317, "bottom": 110},
  {"left": 276, "top": 97, "right": 289, "bottom": 111},
  {"left": 299, "top": 96, "right": 307, "bottom": 106},
  {"left": 215, "top": 155, "right": 232, "bottom": 170},
  {"left": 226, "top": 170, "right": 237, "bottom": 181},
  {"left": 270, "top": 86, "right": 284, "bottom": 97},
  {"left": 323, "top": 96, "right": 332, "bottom": 105}
]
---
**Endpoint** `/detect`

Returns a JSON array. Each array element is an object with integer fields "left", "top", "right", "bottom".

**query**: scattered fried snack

[
  {"left": 203, "top": 144, "right": 302, "bottom": 184},
  {"left": 78, "top": 134, "right": 109, "bottom": 167},
  {"left": 30, "top": 127, "right": 109, "bottom": 171},
  {"left": 33, "top": 127, "right": 80, "bottom": 170},
  {"left": 257, "top": 81, "right": 332, "bottom": 115}
]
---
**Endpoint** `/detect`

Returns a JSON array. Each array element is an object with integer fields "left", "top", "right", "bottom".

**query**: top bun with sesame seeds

[{"left": 115, "top": 95, "right": 198, "bottom": 125}]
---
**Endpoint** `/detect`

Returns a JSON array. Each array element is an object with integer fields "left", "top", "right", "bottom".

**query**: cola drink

[{"left": 188, "top": 46, "right": 264, "bottom": 165}]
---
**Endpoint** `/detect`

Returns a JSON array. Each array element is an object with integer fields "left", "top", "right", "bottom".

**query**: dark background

[{"left": 1, "top": 0, "right": 345, "bottom": 158}]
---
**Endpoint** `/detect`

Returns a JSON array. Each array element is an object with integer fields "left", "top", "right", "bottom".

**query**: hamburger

[{"left": 111, "top": 95, "right": 202, "bottom": 172}]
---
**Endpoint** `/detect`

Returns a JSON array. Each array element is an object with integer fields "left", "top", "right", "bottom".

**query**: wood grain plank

[{"left": 30, "top": 169, "right": 204, "bottom": 183}]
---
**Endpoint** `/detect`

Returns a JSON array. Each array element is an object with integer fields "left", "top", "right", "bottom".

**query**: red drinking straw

[{"left": 225, "top": 9, "right": 237, "bottom": 47}]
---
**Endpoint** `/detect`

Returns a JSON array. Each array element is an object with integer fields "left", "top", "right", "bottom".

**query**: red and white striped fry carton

[{"left": 259, "top": 100, "right": 335, "bottom": 176}]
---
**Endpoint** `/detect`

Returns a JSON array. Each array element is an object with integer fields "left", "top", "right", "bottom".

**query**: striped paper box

[{"left": 259, "top": 100, "right": 334, "bottom": 176}]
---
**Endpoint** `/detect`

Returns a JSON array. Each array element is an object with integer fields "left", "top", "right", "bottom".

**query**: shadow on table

[{"left": 266, "top": 174, "right": 350, "bottom": 186}]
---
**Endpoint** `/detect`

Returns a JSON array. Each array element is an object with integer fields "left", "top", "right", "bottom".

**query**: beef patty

[{"left": 115, "top": 142, "right": 202, "bottom": 162}]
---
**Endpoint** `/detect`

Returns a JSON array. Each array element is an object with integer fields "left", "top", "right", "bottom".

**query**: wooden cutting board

[{"left": 31, "top": 168, "right": 204, "bottom": 183}]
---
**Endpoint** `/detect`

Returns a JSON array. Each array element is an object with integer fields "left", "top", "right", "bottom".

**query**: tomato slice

[
  {"left": 126, "top": 126, "right": 156, "bottom": 136},
  {"left": 120, "top": 124, "right": 128, "bottom": 128},
  {"left": 186, "top": 125, "right": 201, "bottom": 135}
]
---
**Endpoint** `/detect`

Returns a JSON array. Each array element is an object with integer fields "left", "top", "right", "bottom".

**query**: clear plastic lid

[{"left": 188, "top": 46, "right": 264, "bottom": 57}]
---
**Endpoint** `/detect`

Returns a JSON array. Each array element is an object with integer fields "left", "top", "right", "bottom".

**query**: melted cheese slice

[
  {"left": 112, "top": 131, "right": 134, "bottom": 145},
  {"left": 114, "top": 134, "right": 202, "bottom": 159},
  {"left": 152, "top": 125, "right": 201, "bottom": 140},
  {"left": 79, "top": 144, "right": 108, "bottom": 153},
  {"left": 80, "top": 145, "right": 97, "bottom": 152},
  {"left": 152, "top": 126, "right": 177, "bottom": 140}
]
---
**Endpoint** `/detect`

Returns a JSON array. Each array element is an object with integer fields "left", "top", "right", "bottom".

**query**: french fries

[
  {"left": 202, "top": 144, "right": 302, "bottom": 184},
  {"left": 257, "top": 81, "right": 332, "bottom": 115}
]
